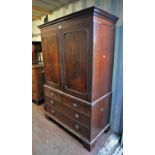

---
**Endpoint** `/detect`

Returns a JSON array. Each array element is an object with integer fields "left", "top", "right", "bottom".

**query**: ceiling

[{"left": 32, "top": 0, "right": 73, "bottom": 21}]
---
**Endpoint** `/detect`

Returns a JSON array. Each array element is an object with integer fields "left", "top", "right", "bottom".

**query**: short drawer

[
  {"left": 44, "top": 86, "right": 62, "bottom": 103},
  {"left": 45, "top": 104, "right": 90, "bottom": 139},
  {"left": 63, "top": 96, "right": 91, "bottom": 117},
  {"left": 45, "top": 96, "right": 90, "bottom": 128}
]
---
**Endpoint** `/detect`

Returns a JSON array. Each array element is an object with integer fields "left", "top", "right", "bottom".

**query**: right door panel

[{"left": 61, "top": 24, "right": 92, "bottom": 100}]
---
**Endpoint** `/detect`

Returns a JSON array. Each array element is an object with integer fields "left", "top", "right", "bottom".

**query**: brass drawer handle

[
  {"left": 74, "top": 113, "right": 80, "bottom": 119},
  {"left": 75, "top": 124, "right": 79, "bottom": 130},
  {"left": 50, "top": 100, "right": 54, "bottom": 105},
  {"left": 51, "top": 109, "right": 55, "bottom": 114},
  {"left": 50, "top": 92, "right": 54, "bottom": 97},
  {"left": 72, "top": 103, "right": 78, "bottom": 108}
]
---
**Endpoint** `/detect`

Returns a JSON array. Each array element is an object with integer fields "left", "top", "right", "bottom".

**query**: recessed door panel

[
  {"left": 62, "top": 25, "right": 92, "bottom": 100},
  {"left": 42, "top": 30, "right": 61, "bottom": 89}
]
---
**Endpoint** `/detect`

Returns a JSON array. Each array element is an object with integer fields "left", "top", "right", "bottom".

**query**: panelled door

[
  {"left": 61, "top": 24, "right": 92, "bottom": 101},
  {"left": 41, "top": 29, "right": 61, "bottom": 89}
]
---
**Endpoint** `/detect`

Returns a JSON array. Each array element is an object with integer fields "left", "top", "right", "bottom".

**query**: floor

[{"left": 32, "top": 102, "right": 111, "bottom": 155}]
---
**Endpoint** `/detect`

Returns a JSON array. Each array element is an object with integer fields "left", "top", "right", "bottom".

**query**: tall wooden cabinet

[{"left": 39, "top": 6, "right": 118, "bottom": 151}]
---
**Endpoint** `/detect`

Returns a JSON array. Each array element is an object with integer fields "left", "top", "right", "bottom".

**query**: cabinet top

[{"left": 38, "top": 6, "right": 118, "bottom": 29}]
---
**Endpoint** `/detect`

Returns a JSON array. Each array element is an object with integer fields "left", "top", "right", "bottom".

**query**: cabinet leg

[
  {"left": 83, "top": 141, "right": 95, "bottom": 151},
  {"left": 45, "top": 114, "right": 50, "bottom": 120}
]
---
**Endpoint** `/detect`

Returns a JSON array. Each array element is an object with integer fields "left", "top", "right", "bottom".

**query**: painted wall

[{"left": 32, "top": 0, "right": 123, "bottom": 134}]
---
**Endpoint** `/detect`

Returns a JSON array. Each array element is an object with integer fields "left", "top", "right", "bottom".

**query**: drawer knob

[
  {"left": 75, "top": 124, "right": 79, "bottom": 130},
  {"left": 74, "top": 113, "right": 80, "bottom": 119},
  {"left": 72, "top": 103, "right": 78, "bottom": 108},
  {"left": 51, "top": 92, "right": 54, "bottom": 97},
  {"left": 51, "top": 100, "right": 54, "bottom": 105},
  {"left": 51, "top": 109, "right": 55, "bottom": 114}
]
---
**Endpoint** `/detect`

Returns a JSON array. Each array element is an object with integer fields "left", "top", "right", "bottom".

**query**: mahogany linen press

[{"left": 39, "top": 6, "right": 118, "bottom": 151}]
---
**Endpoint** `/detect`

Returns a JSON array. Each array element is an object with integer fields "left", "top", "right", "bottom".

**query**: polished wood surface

[
  {"left": 61, "top": 24, "right": 93, "bottom": 101},
  {"left": 44, "top": 86, "right": 62, "bottom": 103},
  {"left": 91, "top": 94, "right": 112, "bottom": 139},
  {"left": 62, "top": 25, "right": 88, "bottom": 97},
  {"left": 92, "top": 16, "right": 115, "bottom": 101},
  {"left": 63, "top": 29, "right": 87, "bottom": 93},
  {"left": 32, "top": 64, "right": 44, "bottom": 103},
  {"left": 63, "top": 95, "right": 91, "bottom": 117},
  {"left": 41, "top": 30, "right": 61, "bottom": 89},
  {"left": 39, "top": 6, "right": 118, "bottom": 151},
  {"left": 45, "top": 96, "right": 90, "bottom": 128},
  {"left": 45, "top": 104, "right": 90, "bottom": 139}
]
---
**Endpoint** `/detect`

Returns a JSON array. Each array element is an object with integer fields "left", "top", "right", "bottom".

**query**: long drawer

[
  {"left": 63, "top": 95, "right": 91, "bottom": 117},
  {"left": 45, "top": 104, "right": 90, "bottom": 139},
  {"left": 45, "top": 96, "right": 90, "bottom": 128},
  {"left": 44, "top": 86, "right": 62, "bottom": 103}
]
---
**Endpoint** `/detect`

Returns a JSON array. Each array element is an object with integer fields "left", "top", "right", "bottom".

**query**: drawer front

[
  {"left": 63, "top": 96, "right": 91, "bottom": 116},
  {"left": 44, "top": 86, "right": 62, "bottom": 103},
  {"left": 45, "top": 104, "right": 90, "bottom": 139},
  {"left": 45, "top": 96, "right": 90, "bottom": 128}
]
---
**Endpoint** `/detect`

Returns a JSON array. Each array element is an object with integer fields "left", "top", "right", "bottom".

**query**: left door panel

[{"left": 41, "top": 30, "right": 61, "bottom": 89}]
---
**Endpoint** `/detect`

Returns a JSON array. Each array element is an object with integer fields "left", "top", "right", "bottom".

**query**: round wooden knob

[
  {"left": 51, "top": 100, "right": 54, "bottom": 105},
  {"left": 75, "top": 124, "right": 79, "bottom": 130},
  {"left": 51, "top": 109, "right": 55, "bottom": 114},
  {"left": 73, "top": 103, "right": 78, "bottom": 108},
  {"left": 74, "top": 113, "right": 80, "bottom": 119}
]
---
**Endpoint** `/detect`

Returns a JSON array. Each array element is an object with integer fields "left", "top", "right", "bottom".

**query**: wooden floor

[{"left": 32, "top": 102, "right": 110, "bottom": 155}]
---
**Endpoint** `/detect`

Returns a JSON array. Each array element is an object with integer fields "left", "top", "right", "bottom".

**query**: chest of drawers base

[{"left": 44, "top": 85, "right": 111, "bottom": 151}]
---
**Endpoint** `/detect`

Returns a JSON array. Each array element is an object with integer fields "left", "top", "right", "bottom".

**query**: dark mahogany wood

[
  {"left": 45, "top": 104, "right": 90, "bottom": 139},
  {"left": 61, "top": 24, "right": 93, "bottom": 100},
  {"left": 45, "top": 96, "right": 90, "bottom": 128},
  {"left": 39, "top": 6, "right": 118, "bottom": 151},
  {"left": 44, "top": 86, "right": 62, "bottom": 103},
  {"left": 63, "top": 95, "right": 91, "bottom": 117},
  {"left": 91, "top": 93, "right": 112, "bottom": 140},
  {"left": 41, "top": 30, "right": 61, "bottom": 89},
  {"left": 92, "top": 16, "right": 115, "bottom": 101},
  {"left": 63, "top": 28, "right": 88, "bottom": 94}
]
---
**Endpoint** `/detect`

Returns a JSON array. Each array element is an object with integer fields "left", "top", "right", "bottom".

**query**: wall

[{"left": 32, "top": 0, "right": 123, "bottom": 135}]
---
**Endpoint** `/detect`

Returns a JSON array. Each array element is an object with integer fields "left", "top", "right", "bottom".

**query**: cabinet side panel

[
  {"left": 91, "top": 94, "right": 111, "bottom": 140},
  {"left": 92, "top": 16, "right": 115, "bottom": 101}
]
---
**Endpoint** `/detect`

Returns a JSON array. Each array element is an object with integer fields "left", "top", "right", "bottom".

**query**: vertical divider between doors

[{"left": 57, "top": 28, "right": 64, "bottom": 92}]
